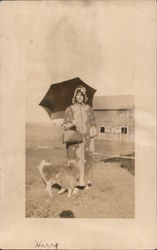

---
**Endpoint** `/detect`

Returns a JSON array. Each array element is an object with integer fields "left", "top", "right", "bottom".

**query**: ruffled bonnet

[{"left": 72, "top": 85, "right": 88, "bottom": 104}]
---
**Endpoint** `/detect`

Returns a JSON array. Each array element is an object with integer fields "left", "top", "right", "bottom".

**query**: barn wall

[
  {"left": 94, "top": 109, "right": 135, "bottom": 143},
  {"left": 128, "top": 107, "right": 135, "bottom": 142}
]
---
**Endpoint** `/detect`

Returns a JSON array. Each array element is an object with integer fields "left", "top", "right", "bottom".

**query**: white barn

[{"left": 93, "top": 95, "right": 135, "bottom": 143}]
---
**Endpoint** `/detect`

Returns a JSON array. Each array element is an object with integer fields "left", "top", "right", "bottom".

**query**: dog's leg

[
  {"left": 85, "top": 185, "right": 90, "bottom": 190},
  {"left": 73, "top": 188, "right": 79, "bottom": 195},
  {"left": 57, "top": 188, "right": 66, "bottom": 195},
  {"left": 67, "top": 189, "right": 72, "bottom": 198},
  {"left": 45, "top": 180, "right": 53, "bottom": 197}
]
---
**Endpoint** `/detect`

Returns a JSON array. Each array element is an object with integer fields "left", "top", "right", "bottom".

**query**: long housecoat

[{"left": 63, "top": 103, "right": 97, "bottom": 186}]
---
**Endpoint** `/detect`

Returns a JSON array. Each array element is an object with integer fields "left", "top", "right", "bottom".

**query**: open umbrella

[{"left": 39, "top": 77, "right": 97, "bottom": 119}]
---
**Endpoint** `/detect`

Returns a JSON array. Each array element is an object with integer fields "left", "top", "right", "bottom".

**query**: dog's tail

[{"left": 38, "top": 161, "right": 49, "bottom": 184}]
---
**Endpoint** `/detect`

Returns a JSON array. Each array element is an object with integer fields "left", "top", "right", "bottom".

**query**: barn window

[
  {"left": 100, "top": 126, "right": 105, "bottom": 133},
  {"left": 121, "top": 127, "right": 128, "bottom": 134}
]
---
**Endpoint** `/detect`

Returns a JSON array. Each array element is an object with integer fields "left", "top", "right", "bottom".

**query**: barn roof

[{"left": 93, "top": 95, "right": 134, "bottom": 110}]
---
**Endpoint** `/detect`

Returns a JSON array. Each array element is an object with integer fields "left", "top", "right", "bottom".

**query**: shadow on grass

[{"left": 103, "top": 153, "right": 135, "bottom": 176}]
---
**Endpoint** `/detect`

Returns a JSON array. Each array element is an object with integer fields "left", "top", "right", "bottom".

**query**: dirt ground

[{"left": 26, "top": 123, "right": 135, "bottom": 218}]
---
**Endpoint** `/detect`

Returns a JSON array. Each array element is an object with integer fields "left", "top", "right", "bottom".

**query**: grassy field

[{"left": 26, "top": 122, "right": 135, "bottom": 218}]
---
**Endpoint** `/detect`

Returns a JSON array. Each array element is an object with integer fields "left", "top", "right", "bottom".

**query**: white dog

[{"left": 38, "top": 160, "right": 79, "bottom": 198}]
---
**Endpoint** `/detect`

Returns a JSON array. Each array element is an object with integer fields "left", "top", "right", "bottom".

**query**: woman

[{"left": 62, "top": 85, "right": 97, "bottom": 187}]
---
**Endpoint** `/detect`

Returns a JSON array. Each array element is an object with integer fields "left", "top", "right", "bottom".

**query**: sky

[{"left": 9, "top": 0, "right": 154, "bottom": 123}]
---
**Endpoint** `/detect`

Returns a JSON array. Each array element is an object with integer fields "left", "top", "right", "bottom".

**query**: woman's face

[{"left": 76, "top": 91, "right": 84, "bottom": 104}]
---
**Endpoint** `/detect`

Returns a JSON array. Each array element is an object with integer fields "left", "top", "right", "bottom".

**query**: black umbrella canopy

[{"left": 39, "top": 77, "right": 97, "bottom": 119}]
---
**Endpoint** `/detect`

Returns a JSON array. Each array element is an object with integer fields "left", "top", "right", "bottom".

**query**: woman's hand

[
  {"left": 89, "top": 126, "right": 97, "bottom": 138},
  {"left": 62, "top": 122, "right": 73, "bottom": 130}
]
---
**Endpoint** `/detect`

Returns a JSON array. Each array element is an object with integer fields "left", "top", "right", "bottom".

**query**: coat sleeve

[
  {"left": 63, "top": 106, "right": 73, "bottom": 125},
  {"left": 89, "top": 106, "right": 97, "bottom": 138}
]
